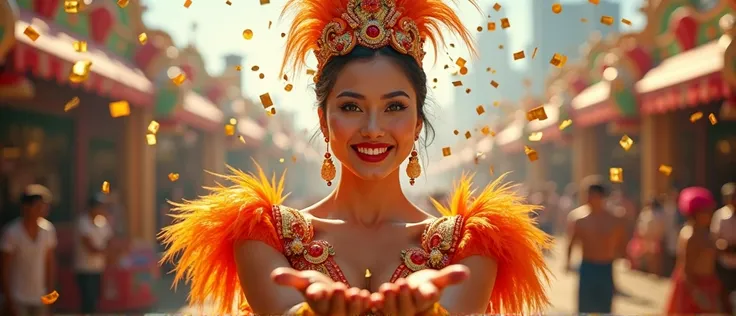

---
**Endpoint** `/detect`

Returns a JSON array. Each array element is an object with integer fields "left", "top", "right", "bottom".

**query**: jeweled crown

[{"left": 316, "top": 0, "right": 425, "bottom": 74}]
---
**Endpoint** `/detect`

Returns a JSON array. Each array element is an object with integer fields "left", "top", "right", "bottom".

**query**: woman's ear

[
  {"left": 415, "top": 119, "right": 423, "bottom": 140},
  {"left": 318, "top": 107, "right": 328, "bottom": 138}
]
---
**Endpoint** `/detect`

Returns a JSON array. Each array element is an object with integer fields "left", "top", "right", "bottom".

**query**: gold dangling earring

[
  {"left": 406, "top": 138, "right": 421, "bottom": 186},
  {"left": 321, "top": 137, "right": 336, "bottom": 186}
]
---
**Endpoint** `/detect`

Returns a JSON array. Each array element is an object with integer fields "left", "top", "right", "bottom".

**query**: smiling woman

[{"left": 160, "top": 0, "right": 552, "bottom": 315}]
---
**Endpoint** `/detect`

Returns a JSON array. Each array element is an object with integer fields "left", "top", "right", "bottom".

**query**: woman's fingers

[
  {"left": 396, "top": 279, "right": 415, "bottom": 316},
  {"left": 345, "top": 287, "right": 366, "bottom": 316},
  {"left": 379, "top": 282, "right": 398, "bottom": 315},
  {"left": 271, "top": 267, "right": 311, "bottom": 291},
  {"left": 429, "top": 264, "right": 470, "bottom": 289},
  {"left": 329, "top": 282, "right": 347, "bottom": 315}
]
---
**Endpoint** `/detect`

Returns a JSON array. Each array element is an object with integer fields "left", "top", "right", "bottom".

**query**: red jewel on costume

[
  {"left": 362, "top": 0, "right": 381, "bottom": 12},
  {"left": 366, "top": 25, "right": 380, "bottom": 38}
]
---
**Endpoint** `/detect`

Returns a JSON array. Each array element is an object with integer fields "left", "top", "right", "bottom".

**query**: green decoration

[{"left": 155, "top": 89, "right": 179, "bottom": 117}]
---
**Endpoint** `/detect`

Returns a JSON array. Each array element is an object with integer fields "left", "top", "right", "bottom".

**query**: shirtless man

[{"left": 566, "top": 183, "right": 627, "bottom": 314}]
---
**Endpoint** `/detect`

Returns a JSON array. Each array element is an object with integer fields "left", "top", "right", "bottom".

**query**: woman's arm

[
  {"left": 436, "top": 255, "right": 498, "bottom": 314},
  {"left": 234, "top": 241, "right": 304, "bottom": 314}
]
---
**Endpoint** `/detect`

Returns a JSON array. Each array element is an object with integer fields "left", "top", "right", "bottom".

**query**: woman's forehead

[{"left": 331, "top": 57, "right": 416, "bottom": 98}]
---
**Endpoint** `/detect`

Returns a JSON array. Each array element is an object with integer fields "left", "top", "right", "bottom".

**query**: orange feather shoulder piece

[
  {"left": 431, "top": 173, "right": 553, "bottom": 314},
  {"left": 158, "top": 164, "right": 287, "bottom": 315}
]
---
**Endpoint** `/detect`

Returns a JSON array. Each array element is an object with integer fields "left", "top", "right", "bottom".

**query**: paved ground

[{"left": 152, "top": 237, "right": 672, "bottom": 314}]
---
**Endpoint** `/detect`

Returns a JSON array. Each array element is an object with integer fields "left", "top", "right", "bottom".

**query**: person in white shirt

[
  {"left": 1, "top": 184, "right": 57, "bottom": 316},
  {"left": 712, "top": 182, "right": 736, "bottom": 314},
  {"left": 74, "top": 194, "right": 113, "bottom": 314}
]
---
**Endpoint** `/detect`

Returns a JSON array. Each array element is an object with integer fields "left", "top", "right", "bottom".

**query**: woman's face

[{"left": 319, "top": 55, "right": 422, "bottom": 181}]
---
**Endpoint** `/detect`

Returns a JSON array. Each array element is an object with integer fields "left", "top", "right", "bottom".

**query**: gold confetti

[
  {"left": 146, "top": 134, "right": 156, "bottom": 145},
  {"left": 600, "top": 16, "right": 614, "bottom": 25},
  {"left": 260, "top": 93, "right": 273, "bottom": 107},
  {"left": 465, "top": 88, "right": 471, "bottom": 94},
  {"left": 464, "top": 131, "right": 471, "bottom": 139},
  {"left": 493, "top": 101, "right": 499, "bottom": 106},
  {"left": 621, "top": 18, "right": 632, "bottom": 25},
  {"left": 559, "top": 119, "right": 572, "bottom": 130},
  {"left": 24, "top": 26, "right": 40, "bottom": 42},
  {"left": 487, "top": 22, "right": 496, "bottom": 31},
  {"left": 229, "top": 118, "right": 237, "bottom": 125},
  {"left": 292, "top": 156, "right": 298, "bottom": 163},
  {"left": 453, "top": 130, "right": 459, "bottom": 135},
  {"left": 226, "top": 0, "right": 232, "bottom": 5},
  {"left": 73, "top": 41, "right": 87, "bottom": 52},
  {"left": 242, "top": 29, "right": 254, "bottom": 40},
  {"left": 526, "top": 106, "right": 548, "bottom": 121},
  {"left": 455, "top": 57, "right": 467, "bottom": 67},
  {"left": 238, "top": 135, "right": 246, "bottom": 143},
  {"left": 281, "top": 32, "right": 286, "bottom": 38},
  {"left": 117, "top": 0, "right": 129, "bottom": 8},
  {"left": 64, "top": 1, "right": 80, "bottom": 13},
  {"left": 283, "top": 74, "right": 289, "bottom": 81},
  {"left": 493, "top": 3, "right": 501, "bottom": 11},
  {"left": 552, "top": 3, "right": 562, "bottom": 14},
  {"left": 442, "top": 147, "right": 452, "bottom": 157},
  {"left": 589, "top": 0, "right": 599, "bottom": 4},
  {"left": 459, "top": 67, "right": 468, "bottom": 75},
  {"left": 64, "top": 97, "right": 80, "bottom": 112},
  {"left": 147, "top": 120, "right": 160, "bottom": 134},
  {"left": 101, "top": 181, "right": 110, "bottom": 194},
  {"left": 500, "top": 18, "right": 510, "bottom": 29},
  {"left": 306, "top": 69, "right": 316, "bottom": 75},
  {"left": 476, "top": 26, "right": 483, "bottom": 32},
  {"left": 452, "top": 81, "right": 463, "bottom": 87},
  {"left": 172, "top": 73, "right": 186, "bottom": 86},
  {"left": 168, "top": 173, "right": 180, "bottom": 182},
  {"left": 489, "top": 166, "right": 494, "bottom": 175},
  {"left": 41, "top": 291, "right": 59, "bottom": 305},
  {"left": 284, "top": 84, "right": 293, "bottom": 92},
  {"left": 550, "top": 53, "right": 568, "bottom": 68},
  {"left": 513, "top": 51, "right": 525, "bottom": 60},
  {"left": 708, "top": 113, "right": 718, "bottom": 125},
  {"left": 581, "top": 18, "right": 588, "bottom": 23},
  {"left": 109, "top": 101, "right": 130, "bottom": 118},
  {"left": 498, "top": 45, "right": 504, "bottom": 49},
  {"left": 225, "top": 124, "right": 236, "bottom": 136},
  {"left": 619, "top": 135, "right": 633, "bottom": 151},
  {"left": 481, "top": 126, "right": 491, "bottom": 135},
  {"left": 279, "top": 158, "right": 285, "bottom": 163},
  {"left": 532, "top": 47, "right": 538, "bottom": 59},
  {"left": 476, "top": 105, "right": 485, "bottom": 115},
  {"left": 529, "top": 132, "right": 543, "bottom": 142},
  {"left": 251, "top": 65, "right": 260, "bottom": 71},
  {"left": 269, "top": 108, "right": 277, "bottom": 115},
  {"left": 184, "top": 0, "right": 192, "bottom": 8},
  {"left": 524, "top": 146, "right": 538, "bottom": 162},
  {"left": 490, "top": 80, "right": 499, "bottom": 88},
  {"left": 69, "top": 60, "right": 92, "bottom": 83},
  {"left": 658, "top": 164, "right": 672, "bottom": 176},
  {"left": 609, "top": 168, "right": 623, "bottom": 183},
  {"left": 260, "top": 0, "right": 270, "bottom": 4},
  {"left": 259, "top": 73, "right": 265, "bottom": 79},
  {"left": 690, "top": 111, "right": 703, "bottom": 122},
  {"left": 138, "top": 33, "right": 147, "bottom": 45}
]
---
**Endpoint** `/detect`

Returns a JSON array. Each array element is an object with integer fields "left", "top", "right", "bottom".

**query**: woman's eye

[
  {"left": 386, "top": 103, "right": 407, "bottom": 112},
  {"left": 339, "top": 103, "right": 362, "bottom": 112}
]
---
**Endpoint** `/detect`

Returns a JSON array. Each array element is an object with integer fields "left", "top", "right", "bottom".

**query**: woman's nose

[{"left": 360, "top": 112, "right": 385, "bottom": 139}]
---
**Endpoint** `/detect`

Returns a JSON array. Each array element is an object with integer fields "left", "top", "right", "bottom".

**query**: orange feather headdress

[{"left": 279, "top": 0, "right": 478, "bottom": 78}]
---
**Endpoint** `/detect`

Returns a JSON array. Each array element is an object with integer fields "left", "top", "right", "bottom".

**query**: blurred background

[{"left": 0, "top": 0, "right": 734, "bottom": 314}]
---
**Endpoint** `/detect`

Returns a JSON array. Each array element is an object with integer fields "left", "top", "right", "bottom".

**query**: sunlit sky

[{"left": 142, "top": 0, "right": 645, "bottom": 131}]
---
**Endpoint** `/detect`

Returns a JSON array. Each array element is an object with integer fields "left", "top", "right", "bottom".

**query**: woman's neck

[{"left": 325, "top": 165, "right": 414, "bottom": 227}]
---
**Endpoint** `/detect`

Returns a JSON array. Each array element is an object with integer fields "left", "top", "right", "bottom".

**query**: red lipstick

[{"left": 351, "top": 143, "right": 393, "bottom": 163}]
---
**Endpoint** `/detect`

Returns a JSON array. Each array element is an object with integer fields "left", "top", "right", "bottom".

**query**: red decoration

[
  {"left": 134, "top": 42, "right": 160, "bottom": 72},
  {"left": 205, "top": 83, "right": 226, "bottom": 103},
  {"left": 88, "top": 7, "right": 116, "bottom": 43},
  {"left": 307, "top": 244, "right": 323, "bottom": 257},
  {"left": 32, "top": 0, "right": 60, "bottom": 19},
  {"left": 410, "top": 252, "right": 427, "bottom": 265},
  {"left": 180, "top": 64, "right": 196, "bottom": 82},
  {"left": 624, "top": 46, "right": 653, "bottom": 79},
  {"left": 366, "top": 25, "right": 380, "bottom": 38},
  {"left": 672, "top": 11, "right": 698, "bottom": 52}
]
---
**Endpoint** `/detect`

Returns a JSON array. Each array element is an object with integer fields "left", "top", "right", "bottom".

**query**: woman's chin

[{"left": 344, "top": 159, "right": 400, "bottom": 181}]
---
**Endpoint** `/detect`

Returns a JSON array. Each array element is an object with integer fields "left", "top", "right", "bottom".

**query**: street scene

[{"left": 1, "top": 0, "right": 735, "bottom": 314}]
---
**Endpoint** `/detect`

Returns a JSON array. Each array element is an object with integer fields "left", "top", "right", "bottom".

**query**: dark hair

[
  {"left": 587, "top": 184, "right": 607, "bottom": 198},
  {"left": 313, "top": 45, "right": 436, "bottom": 150},
  {"left": 21, "top": 195, "right": 45, "bottom": 206}
]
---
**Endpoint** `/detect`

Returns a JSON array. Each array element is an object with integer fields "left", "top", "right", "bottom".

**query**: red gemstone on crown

[
  {"left": 362, "top": 0, "right": 380, "bottom": 12},
  {"left": 366, "top": 25, "right": 380, "bottom": 38},
  {"left": 410, "top": 252, "right": 427, "bottom": 265},
  {"left": 291, "top": 222, "right": 304, "bottom": 236},
  {"left": 308, "top": 244, "right": 324, "bottom": 257},
  {"left": 336, "top": 42, "right": 345, "bottom": 51},
  {"left": 430, "top": 234, "right": 442, "bottom": 248}
]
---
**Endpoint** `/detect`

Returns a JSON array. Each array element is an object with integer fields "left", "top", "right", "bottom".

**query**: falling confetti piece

[
  {"left": 476, "top": 26, "right": 483, "bottom": 32},
  {"left": 708, "top": 113, "right": 718, "bottom": 125},
  {"left": 109, "top": 101, "right": 130, "bottom": 118},
  {"left": 526, "top": 106, "right": 548, "bottom": 121},
  {"left": 260, "top": 93, "right": 273, "bottom": 107},
  {"left": 658, "top": 165, "right": 672, "bottom": 176},
  {"left": 621, "top": 18, "right": 632, "bottom": 25},
  {"left": 64, "top": 97, "right": 80, "bottom": 112},
  {"left": 259, "top": 73, "right": 265, "bottom": 79},
  {"left": 490, "top": 80, "right": 499, "bottom": 88},
  {"left": 465, "top": 88, "right": 471, "bottom": 94},
  {"left": 513, "top": 51, "right": 525, "bottom": 60},
  {"left": 453, "top": 130, "right": 459, "bottom": 135},
  {"left": 464, "top": 131, "right": 471, "bottom": 139},
  {"left": 550, "top": 53, "right": 568, "bottom": 68},
  {"left": 306, "top": 69, "right": 316, "bottom": 75},
  {"left": 268, "top": 21, "right": 272, "bottom": 29},
  {"left": 229, "top": 118, "right": 237, "bottom": 125},
  {"left": 476, "top": 105, "right": 485, "bottom": 115},
  {"left": 184, "top": 0, "right": 192, "bottom": 8},
  {"left": 168, "top": 173, "right": 180, "bottom": 182},
  {"left": 281, "top": 32, "right": 286, "bottom": 38},
  {"left": 260, "top": 0, "right": 270, "bottom": 4},
  {"left": 146, "top": 134, "right": 156, "bottom": 145},
  {"left": 442, "top": 147, "right": 452, "bottom": 156},
  {"left": 498, "top": 45, "right": 504, "bottom": 49},
  {"left": 524, "top": 146, "right": 538, "bottom": 162},
  {"left": 147, "top": 121, "right": 160, "bottom": 134},
  {"left": 41, "top": 291, "right": 59, "bottom": 305},
  {"left": 226, "top": 0, "right": 232, "bottom": 5},
  {"left": 225, "top": 124, "right": 236, "bottom": 136},
  {"left": 235, "top": 65, "right": 242, "bottom": 71},
  {"left": 172, "top": 73, "right": 186, "bottom": 86},
  {"left": 243, "top": 29, "right": 254, "bottom": 40},
  {"left": 101, "top": 181, "right": 110, "bottom": 194},
  {"left": 581, "top": 18, "right": 588, "bottom": 23},
  {"left": 285, "top": 84, "right": 293, "bottom": 92},
  {"left": 135, "top": 33, "right": 147, "bottom": 46},
  {"left": 589, "top": 0, "right": 599, "bottom": 4},
  {"left": 529, "top": 132, "right": 543, "bottom": 142},
  {"left": 487, "top": 22, "right": 496, "bottom": 31},
  {"left": 73, "top": 41, "right": 87, "bottom": 52},
  {"left": 619, "top": 135, "right": 633, "bottom": 151},
  {"left": 24, "top": 26, "right": 40, "bottom": 41},
  {"left": 493, "top": 3, "right": 501, "bottom": 11},
  {"left": 532, "top": 47, "right": 538, "bottom": 59},
  {"left": 559, "top": 119, "right": 572, "bottom": 130},
  {"left": 690, "top": 111, "right": 703, "bottom": 123},
  {"left": 279, "top": 158, "right": 285, "bottom": 163},
  {"left": 64, "top": 0, "right": 80, "bottom": 13},
  {"left": 117, "top": 0, "right": 129, "bottom": 8},
  {"left": 69, "top": 60, "right": 92, "bottom": 83},
  {"left": 452, "top": 81, "right": 463, "bottom": 87},
  {"left": 609, "top": 168, "right": 623, "bottom": 183},
  {"left": 500, "top": 18, "right": 510, "bottom": 29},
  {"left": 600, "top": 16, "right": 614, "bottom": 25},
  {"left": 481, "top": 126, "right": 491, "bottom": 135},
  {"left": 459, "top": 67, "right": 468, "bottom": 75},
  {"left": 292, "top": 156, "right": 298, "bottom": 163},
  {"left": 269, "top": 107, "right": 277, "bottom": 115},
  {"left": 490, "top": 166, "right": 494, "bottom": 175},
  {"left": 552, "top": 3, "right": 562, "bottom": 14},
  {"left": 238, "top": 135, "right": 246, "bottom": 143},
  {"left": 493, "top": 101, "right": 499, "bottom": 106},
  {"left": 283, "top": 74, "right": 289, "bottom": 81},
  {"left": 251, "top": 65, "right": 260, "bottom": 71}
]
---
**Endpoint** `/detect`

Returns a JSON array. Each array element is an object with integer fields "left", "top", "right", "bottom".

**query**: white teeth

[{"left": 357, "top": 147, "right": 388, "bottom": 155}]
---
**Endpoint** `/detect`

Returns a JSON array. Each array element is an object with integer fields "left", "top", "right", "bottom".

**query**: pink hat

[{"left": 678, "top": 187, "right": 715, "bottom": 216}]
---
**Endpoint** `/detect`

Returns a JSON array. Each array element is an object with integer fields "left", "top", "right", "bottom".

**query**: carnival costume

[{"left": 160, "top": 0, "right": 552, "bottom": 314}]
